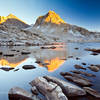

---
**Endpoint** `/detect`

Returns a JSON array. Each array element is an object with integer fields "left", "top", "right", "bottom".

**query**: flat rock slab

[
  {"left": 85, "top": 48, "right": 100, "bottom": 53},
  {"left": 60, "top": 72, "right": 91, "bottom": 82},
  {"left": 71, "top": 70, "right": 96, "bottom": 77},
  {"left": 88, "top": 66, "right": 100, "bottom": 72},
  {"left": 83, "top": 87, "right": 100, "bottom": 98},
  {"left": 30, "top": 77, "right": 68, "bottom": 100},
  {"left": 21, "top": 51, "right": 31, "bottom": 55},
  {"left": 44, "top": 76, "right": 86, "bottom": 97},
  {"left": 0, "top": 67, "right": 14, "bottom": 71},
  {"left": 74, "top": 65, "right": 86, "bottom": 70},
  {"left": 22, "top": 65, "right": 36, "bottom": 70},
  {"left": 8, "top": 87, "right": 40, "bottom": 100},
  {"left": 64, "top": 75, "right": 93, "bottom": 87}
]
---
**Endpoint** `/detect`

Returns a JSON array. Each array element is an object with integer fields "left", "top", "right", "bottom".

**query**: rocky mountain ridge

[{"left": 0, "top": 11, "right": 100, "bottom": 45}]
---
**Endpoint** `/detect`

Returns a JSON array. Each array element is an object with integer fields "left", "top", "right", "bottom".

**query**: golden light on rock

[
  {"left": 45, "top": 10, "right": 66, "bottom": 24},
  {"left": 36, "top": 10, "right": 66, "bottom": 25},
  {"left": 0, "top": 14, "right": 26, "bottom": 24},
  {"left": 44, "top": 57, "right": 65, "bottom": 72},
  {"left": 0, "top": 59, "right": 26, "bottom": 68}
]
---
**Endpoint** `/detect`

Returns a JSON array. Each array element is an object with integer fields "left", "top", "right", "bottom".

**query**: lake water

[{"left": 0, "top": 43, "right": 100, "bottom": 100}]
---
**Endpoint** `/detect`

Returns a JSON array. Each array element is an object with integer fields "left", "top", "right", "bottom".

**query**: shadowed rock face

[
  {"left": 8, "top": 87, "right": 40, "bottom": 100},
  {"left": 0, "top": 14, "right": 29, "bottom": 28},
  {"left": 83, "top": 87, "right": 100, "bottom": 98}
]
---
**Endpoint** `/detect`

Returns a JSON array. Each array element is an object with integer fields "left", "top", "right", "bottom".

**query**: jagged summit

[
  {"left": 0, "top": 14, "right": 26, "bottom": 24},
  {"left": 0, "top": 14, "right": 29, "bottom": 28},
  {"left": 35, "top": 10, "right": 66, "bottom": 26}
]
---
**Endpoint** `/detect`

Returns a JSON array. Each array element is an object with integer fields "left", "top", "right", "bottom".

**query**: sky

[{"left": 0, "top": 0, "right": 100, "bottom": 31}]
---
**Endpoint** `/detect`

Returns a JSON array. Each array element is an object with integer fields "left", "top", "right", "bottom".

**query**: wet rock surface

[
  {"left": 83, "top": 87, "right": 100, "bottom": 98},
  {"left": 60, "top": 72, "right": 91, "bottom": 82},
  {"left": 74, "top": 64, "right": 86, "bottom": 70},
  {"left": 40, "top": 46, "right": 56, "bottom": 49},
  {"left": 44, "top": 76, "right": 86, "bottom": 97},
  {"left": 8, "top": 87, "right": 41, "bottom": 100},
  {"left": 21, "top": 51, "right": 31, "bottom": 55},
  {"left": 88, "top": 66, "right": 100, "bottom": 72},
  {"left": 64, "top": 75, "right": 93, "bottom": 86},
  {"left": 71, "top": 70, "right": 96, "bottom": 77},
  {"left": 0, "top": 67, "right": 14, "bottom": 71},
  {"left": 85, "top": 48, "right": 100, "bottom": 53},
  {"left": 22, "top": 65, "right": 36, "bottom": 70},
  {"left": 30, "top": 77, "right": 68, "bottom": 100}
]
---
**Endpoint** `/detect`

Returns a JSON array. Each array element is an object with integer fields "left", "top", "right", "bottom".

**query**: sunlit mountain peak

[
  {"left": 0, "top": 14, "right": 26, "bottom": 24},
  {"left": 35, "top": 10, "right": 66, "bottom": 25}
]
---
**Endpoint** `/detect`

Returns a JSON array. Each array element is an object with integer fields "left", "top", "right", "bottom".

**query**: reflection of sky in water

[{"left": 0, "top": 43, "right": 100, "bottom": 100}]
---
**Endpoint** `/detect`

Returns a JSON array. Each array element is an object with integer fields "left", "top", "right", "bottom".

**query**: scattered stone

[
  {"left": 74, "top": 64, "right": 86, "bottom": 70},
  {"left": 21, "top": 51, "right": 31, "bottom": 55},
  {"left": 35, "top": 60, "right": 42, "bottom": 64},
  {"left": 31, "top": 86, "right": 39, "bottom": 95},
  {"left": 0, "top": 67, "right": 14, "bottom": 71},
  {"left": 85, "top": 48, "right": 100, "bottom": 53},
  {"left": 90, "top": 52, "right": 99, "bottom": 56},
  {"left": 71, "top": 70, "right": 96, "bottom": 77},
  {"left": 0, "top": 52, "right": 3, "bottom": 55},
  {"left": 76, "top": 57, "right": 80, "bottom": 60},
  {"left": 14, "top": 68, "right": 19, "bottom": 72},
  {"left": 68, "top": 56, "right": 73, "bottom": 58},
  {"left": 64, "top": 75, "right": 93, "bottom": 87},
  {"left": 40, "top": 46, "right": 56, "bottom": 49},
  {"left": 83, "top": 87, "right": 100, "bottom": 98},
  {"left": 74, "top": 47, "right": 79, "bottom": 50},
  {"left": 30, "top": 77, "right": 68, "bottom": 100},
  {"left": 88, "top": 66, "right": 100, "bottom": 72},
  {"left": 8, "top": 87, "right": 40, "bottom": 100},
  {"left": 82, "top": 63, "right": 86, "bottom": 65},
  {"left": 3, "top": 54, "right": 14, "bottom": 57},
  {"left": 43, "top": 76, "right": 86, "bottom": 97},
  {"left": 22, "top": 65, "right": 36, "bottom": 70},
  {"left": 61, "top": 72, "right": 91, "bottom": 82}
]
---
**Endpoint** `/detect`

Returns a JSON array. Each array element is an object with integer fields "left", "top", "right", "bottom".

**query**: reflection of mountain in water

[
  {"left": 0, "top": 58, "right": 26, "bottom": 68},
  {"left": 44, "top": 57, "right": 65, "bottom": 72}
]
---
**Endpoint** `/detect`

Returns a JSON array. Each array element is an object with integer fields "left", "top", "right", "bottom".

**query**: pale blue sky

[{"left": 0, "top": 0, "right": 100, "bottom": 31}]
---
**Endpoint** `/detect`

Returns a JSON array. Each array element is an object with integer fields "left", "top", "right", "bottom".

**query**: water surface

[{"left": 0, "top": 43, "right": 100, "bottom": 100}]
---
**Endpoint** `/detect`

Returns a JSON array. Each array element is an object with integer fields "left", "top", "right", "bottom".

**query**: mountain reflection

[
  {"left": 0, "top": 59, "right": 26, "bottom": 68},
  {"left": 43, "top": 57, "right": 65, "bottom": 72}
]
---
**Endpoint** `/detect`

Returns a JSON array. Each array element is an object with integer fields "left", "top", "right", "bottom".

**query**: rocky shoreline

[{"left": 8, "top": 62, "right": 100, "bottom": 100}]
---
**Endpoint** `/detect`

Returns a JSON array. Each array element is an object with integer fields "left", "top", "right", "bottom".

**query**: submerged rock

[
  {"left": 85, "top": 48, "right": 100, "bottom": 53},
  {"left": 71, "top": 70, "right": 96, "bottom": 77},
  {"left": 22, "top": 65, "right": 36, "bottom": 70},
  {"left": 40, "top": 46, "right": 56, "bottom": 49},
  {"left": 0, "top": 67, "right": 14, "bottom": 71},
  {"left": 8, "top": 87, "right": 40, "bottom": 100},
  {"left": 74, "top": 65, "right": 86, "bottom": 70},
  {"left": 76, "top": 57, "right": 80, "bottom": 60},
  {"left": 21, "top": 51, "right": 31, "bottom": 55},
  {"left": 0, "top": 52, "right": 3, "bottom": 55},
  {"left": 30, "top": 77, "right": 68, "bottom": 100},
  {"left": 64, "top": 75, "right": 93, "bottom": 87},
  {"left": 14, "top": 68, "right": 19, "bottom": 72},
  {"left": 61, "top": 72, "right": 91, "bottom": 82},
  {"left": 83, "top": 87, "right": 100, "bottom": 98},
  {"left": 90, "top": 52, "right": 99, "bottom": 56},
  {"left": 44, "top": 76, "right": 86, "bottom": 97},
  {"left": 88, "top": 66, "right": 100, "bottom": 72},
  {"left": 81, "top": 62, "right": 86, "bottom": 65},
  {"left": 3, "top": 54, "right": 14, "bottom": 57}
]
